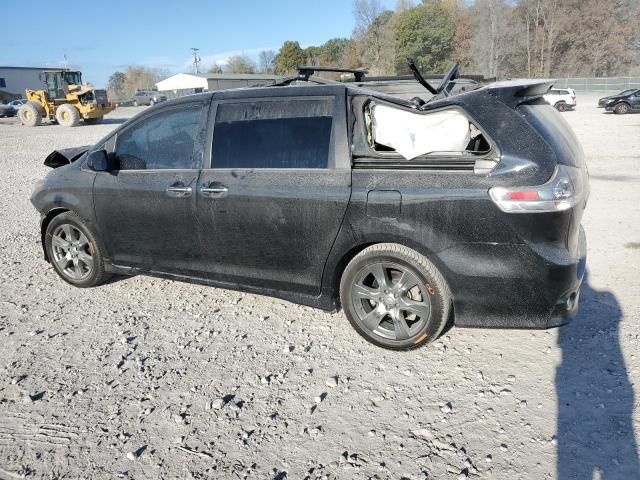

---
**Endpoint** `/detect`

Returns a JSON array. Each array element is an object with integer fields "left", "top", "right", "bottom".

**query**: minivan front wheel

[
  {"left": 45, "top": 212, "right": 109, "bottom": 288},
  {"left": 340, "top": 243, "right": 451, "bottom": 350}
]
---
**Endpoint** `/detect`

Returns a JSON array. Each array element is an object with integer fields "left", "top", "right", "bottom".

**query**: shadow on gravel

[
  {"left": 556, "top": 274, "right": 640, "bottom": 478},
  {"left": 103, "top": 274, "right": 135, "bottom": 285}
]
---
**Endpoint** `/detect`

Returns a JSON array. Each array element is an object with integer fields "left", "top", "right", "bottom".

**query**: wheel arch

[
  {"left": 615, "top": 101, "right": 631, "bottom": 111},
  {"left": 40, "top": 207, "right": 70, "bottom": 261},
  {"left": 324, "top": 237, "right": 452, "bottom": 308}
]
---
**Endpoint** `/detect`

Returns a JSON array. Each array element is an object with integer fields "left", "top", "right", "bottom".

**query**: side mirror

[{"left": 87, "top": 149, "right": 110, "bottom": 171}]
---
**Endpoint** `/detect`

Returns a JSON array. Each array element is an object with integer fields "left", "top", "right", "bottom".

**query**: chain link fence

[{"left": 554, "top": 76, "right": 640, "bottom": 92}]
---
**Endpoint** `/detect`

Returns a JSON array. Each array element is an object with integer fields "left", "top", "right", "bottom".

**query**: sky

[{"left": 1, "top": 0, "right": 397, "bottom": 88}]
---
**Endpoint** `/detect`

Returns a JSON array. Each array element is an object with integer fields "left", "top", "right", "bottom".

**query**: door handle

[
  {"left": 200, "top": 185, "right": 228, "bottom": 198},
  {"left": 166, "top": 186, "right": 193, "bottom": 198}
]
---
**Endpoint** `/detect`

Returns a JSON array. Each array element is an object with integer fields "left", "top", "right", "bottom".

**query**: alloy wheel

[
  {"left": 350, "top": 262, "right": 431, "bottom": 341},
  {"left": 51, "top": 224, "right": 94, "bottom": 281},
  {"left": 616, "top": 103, "right": 629, "bottom": 114}
]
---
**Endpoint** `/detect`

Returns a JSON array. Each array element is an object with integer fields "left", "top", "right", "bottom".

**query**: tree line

[
  {"left": 263, "top": 0, "right": 639, "bottom": 78},
  {"left": 109, "top": 0, "right": 639, "bottom": 98}
]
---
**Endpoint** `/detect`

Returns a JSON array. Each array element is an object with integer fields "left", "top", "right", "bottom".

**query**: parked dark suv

[
  {"left": 31, "top": 65, "right": 588, "bottom": 350},
  {"left": 598, "top": 88, "right": 640, "bottom": 114}
]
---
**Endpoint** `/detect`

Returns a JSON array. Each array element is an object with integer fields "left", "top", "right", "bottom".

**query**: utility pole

[{"left": 191, "top": 48, "right": 201, "bottom": 74}]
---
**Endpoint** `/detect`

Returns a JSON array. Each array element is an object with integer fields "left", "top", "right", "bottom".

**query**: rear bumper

[{"left": 439, "top": 227, "right": 587, "bottom": 328}]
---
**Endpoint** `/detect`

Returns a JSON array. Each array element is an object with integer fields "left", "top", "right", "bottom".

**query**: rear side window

[
  {"left": 212, "top": 98, "right": 333, "bottom": 169},
  {"left": 116, "top": 106, "right": 201, "bottom": 170}
]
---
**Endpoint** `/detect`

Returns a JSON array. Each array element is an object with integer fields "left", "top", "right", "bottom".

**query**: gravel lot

[{"left": 1, "top": 95, "right": 639, "bottom": 480}]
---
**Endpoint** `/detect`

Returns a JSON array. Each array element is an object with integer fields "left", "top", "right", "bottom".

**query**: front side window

[
  {"left": 212, "top": 98, "right": 333, "bottom": 169},
  {"left": 115, "top": 106, "right": 201, "bottom": 170}
]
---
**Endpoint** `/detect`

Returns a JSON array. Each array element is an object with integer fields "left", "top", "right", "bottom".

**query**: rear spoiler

[
  {"left": 484, "top": 79, "right": 555, "bottom": 108},
  {"left": 44, "top": 146, "right": 89, "bottom": 168}
]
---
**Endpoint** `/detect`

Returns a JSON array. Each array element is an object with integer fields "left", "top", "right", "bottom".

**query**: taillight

[{"left": 489, "top": 165, "right": 588, "bottom": 213}]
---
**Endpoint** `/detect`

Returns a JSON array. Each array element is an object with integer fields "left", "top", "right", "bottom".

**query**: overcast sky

[{"left": 1, "top": 0, "right": 396, "bottom": 87}]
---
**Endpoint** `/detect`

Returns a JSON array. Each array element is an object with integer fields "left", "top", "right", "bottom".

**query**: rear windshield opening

[{"left": 365, "top": 102, "right": 491, "bottom": 159}]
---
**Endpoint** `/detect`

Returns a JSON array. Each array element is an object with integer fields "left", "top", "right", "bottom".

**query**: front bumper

[{"left": 438, "top": 227, "right": 587, "bottom": 328}]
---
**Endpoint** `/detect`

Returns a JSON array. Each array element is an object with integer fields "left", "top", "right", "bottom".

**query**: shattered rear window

[{"left": 366, "top": 103, "right": 490, "bottom": 160}]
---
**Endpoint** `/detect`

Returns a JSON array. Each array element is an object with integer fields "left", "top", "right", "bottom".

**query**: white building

[
  {"left": 0, "top": 66, "right": 50, "bottom": 100},
  {"left": 156, "top": 73, "right": 283, "bottom": 98}
]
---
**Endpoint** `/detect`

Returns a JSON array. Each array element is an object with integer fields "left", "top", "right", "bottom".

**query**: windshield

[
  {"left": 62, "top": 71, "right": 82, "bottom": 85},
  {"left": 619, "top": 89, "right": 637, "bottom": 96}
]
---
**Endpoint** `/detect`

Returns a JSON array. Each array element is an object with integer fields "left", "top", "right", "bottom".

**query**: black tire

[
  {"left": 84, "top": 116, "right": 103, "bottom": 125},
  {"left": 614, "top": 102, "right": 630, "bottom": 114},
  {"left": 18, "top": 101, "right": 43, "bottom": 126},
  {"left": 45, "top": 212, "right": 110, "bottom": 288},
  {"left": 340, "top": 243, "right": 452, "bottom": 350},
  {"left": 55, "top": 104, "right": 80, "bottom": 127},
  {"left": 555, "top": 101, "right": 567, "bottom": 112}
]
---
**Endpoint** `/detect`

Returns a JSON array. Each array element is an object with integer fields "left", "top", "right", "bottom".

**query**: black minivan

[{"left": 31, "top": 67, "right": 588, "bottom": 350}]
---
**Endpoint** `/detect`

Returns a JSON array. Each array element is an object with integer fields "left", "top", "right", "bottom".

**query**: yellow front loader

[{"left": 19, "top": 70, "right": 114, "bottom": 127}]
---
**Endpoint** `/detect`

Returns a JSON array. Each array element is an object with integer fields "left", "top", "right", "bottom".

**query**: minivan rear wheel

[
  {"left": 45, "top": 212, "right": 109, "bottom": 288},
  {"left": 340, "top": 243, "right": 451, "bottom": 350}
]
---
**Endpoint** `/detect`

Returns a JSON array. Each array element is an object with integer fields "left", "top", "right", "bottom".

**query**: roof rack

[{"left": 297, "top": 66, "right": 369, "bottom": 82}]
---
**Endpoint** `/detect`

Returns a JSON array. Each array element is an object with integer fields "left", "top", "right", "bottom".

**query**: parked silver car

[
  {"left": 8, "top": 99, "right": 27, "bottom": 111},
  {"left": 132, "top": 91, "right": 167, "bottom": 106},
  {"left": 0, "top": 104, "right": 16, "bottom": 117}
]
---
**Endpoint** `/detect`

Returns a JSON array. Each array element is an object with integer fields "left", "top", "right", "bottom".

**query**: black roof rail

[{"left": 297, "top": 66, "right": 369, "bottom": 82}]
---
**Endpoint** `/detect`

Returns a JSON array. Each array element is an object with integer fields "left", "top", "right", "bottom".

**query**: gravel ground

[{"left": 0, "top": 96, "right": 639, "bottom": 480}]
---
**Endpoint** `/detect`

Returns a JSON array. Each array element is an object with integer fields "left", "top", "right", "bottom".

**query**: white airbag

[{"left": 372, "top": 105, "right": 471, "bottom": 159}]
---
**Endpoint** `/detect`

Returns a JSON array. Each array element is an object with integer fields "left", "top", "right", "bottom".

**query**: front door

[
  {"left": 195, "top": 94, "right": 352, "bottom": 295},
  {"left": 93, "top": 102, "right": 207, "bottom": 274}
]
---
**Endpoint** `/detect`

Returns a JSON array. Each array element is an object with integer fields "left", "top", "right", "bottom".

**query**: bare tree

[
  {"left": 471, "top": 0, "right": 514, "bottom": 78},
  {"left": 123, "top": 66, "right": 167, "bottom": 97},
  {"left": 224, "top": 55, "right": 256, "bottom": 74},
  {"left": 394, "top": 0, "right": 414, "bottom": 13},
  {"left": 258, "top": 50, "right": 276, "bottom": 73},
  {"left": 353, "top": 0, "right": 384, "bottom": 37},
  {"left": 207, "top": 62, "right": 223, "bottom": 74},
  {"left": 353, "top": 0, "right": 395, "bottom": 75}
]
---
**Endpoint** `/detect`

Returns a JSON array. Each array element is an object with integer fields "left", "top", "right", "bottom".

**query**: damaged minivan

[{"left": 31, "top": 63, "right": 588, "bottom": 350}]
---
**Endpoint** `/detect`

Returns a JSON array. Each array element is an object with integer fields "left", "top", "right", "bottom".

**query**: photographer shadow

[{"left": 556, "top": 274, "right": 639, "bottom": 478}]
